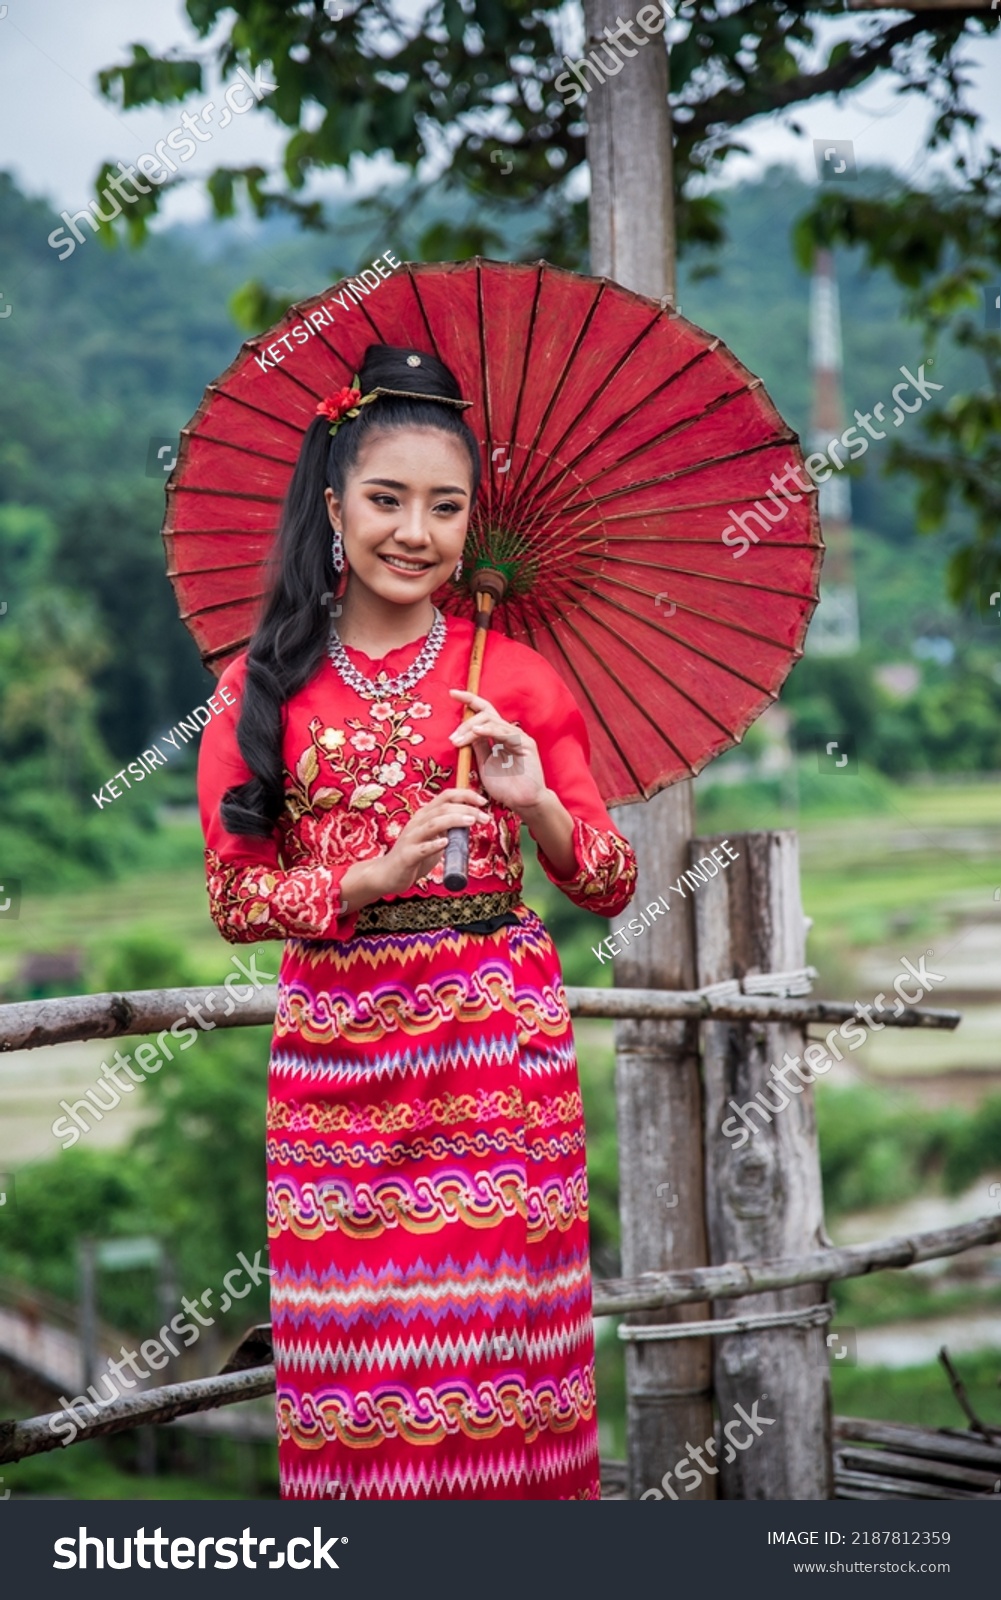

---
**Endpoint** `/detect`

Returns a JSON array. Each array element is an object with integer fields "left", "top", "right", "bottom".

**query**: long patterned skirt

[{"left": 266, "top": 904, "right": 600, "bottom": 1500}]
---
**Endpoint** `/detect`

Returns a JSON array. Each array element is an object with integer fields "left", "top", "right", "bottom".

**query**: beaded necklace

[{"left": 327, "top": 607, "right": 447, "bottom": 700}]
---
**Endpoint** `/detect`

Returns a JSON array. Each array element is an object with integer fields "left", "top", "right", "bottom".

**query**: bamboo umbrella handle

[{"left": 443, "top": 582, "right": 502, "bottom": 891}]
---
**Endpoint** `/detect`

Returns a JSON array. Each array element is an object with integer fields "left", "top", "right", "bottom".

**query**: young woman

[{"left": 198, "top": 343, "right": 638, "bottom": 1500}]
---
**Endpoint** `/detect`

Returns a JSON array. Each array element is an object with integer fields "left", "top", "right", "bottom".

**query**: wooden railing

[
  {"left": 1, "top": 970, "right": 994, "bottom": 1498},
  {"left": 0, "top": 982, "right": 962, "bottom": 1054},
  {"left": 2, "top": 1211, "right": 999, "bottom": 1466}
]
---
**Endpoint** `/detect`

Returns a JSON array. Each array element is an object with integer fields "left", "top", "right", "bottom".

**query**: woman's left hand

[{"left": 448, "top": 690, "right": 547, "bottom": 816}]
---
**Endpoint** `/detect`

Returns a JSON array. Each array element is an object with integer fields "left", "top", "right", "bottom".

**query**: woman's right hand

[{"left": 374, "top": 788, "right": 489, "bottom": 898}]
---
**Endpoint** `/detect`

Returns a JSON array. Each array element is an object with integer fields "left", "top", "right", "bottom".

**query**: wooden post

[
  {"left": 693, "top": 831, "right": 833, "bottom": 1499},
  {"left": 77, "top": 1237, "right": 97, "bottom": 1393},
  {"left": 584, "top": 0, "right": 676, "bottom": 295},
  {"left": 582, "top": 0, "right": 712, "bottom": 1499},
  {"left": 158, "top": 1250, "right": 180, "bottom": 1387}
]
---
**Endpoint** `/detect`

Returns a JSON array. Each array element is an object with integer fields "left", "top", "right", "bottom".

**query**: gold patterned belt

[{"left": 354, "top": 889, "right": 523, "bottom": 935}]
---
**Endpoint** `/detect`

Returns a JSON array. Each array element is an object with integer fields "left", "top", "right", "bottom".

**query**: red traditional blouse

[{"left": 198, "top": 613, "right": 637, "bottom": 942}]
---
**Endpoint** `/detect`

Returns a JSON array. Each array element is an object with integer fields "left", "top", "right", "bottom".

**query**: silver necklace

[{"left": 327, "top": 607, "right": 447, "bottom": 700}]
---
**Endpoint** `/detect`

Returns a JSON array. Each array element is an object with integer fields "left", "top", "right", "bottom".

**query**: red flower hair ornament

[
  {"left": 315, "top": 375, "right": 377, "bottom": 436},
  {"left": 314, "top": 362, "right": 474, "bottom": 438}
]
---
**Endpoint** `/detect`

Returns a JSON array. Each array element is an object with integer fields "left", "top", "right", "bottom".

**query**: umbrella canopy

[{"left": 163, "top": 257, "right": 822, "bottom": 807}]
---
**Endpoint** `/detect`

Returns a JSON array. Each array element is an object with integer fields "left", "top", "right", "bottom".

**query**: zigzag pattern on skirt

[
  {"left": 269, "top": 1034, "right": 579, "bottom": 1085},
  {"left": 278, "top": 1431, "right": 601, "bottom": 1501},
  {"left": 269, "top": 899, "right": 597, "bottom": 1497},
  {"left": 270, "top": 1030, "right": 518, "bottom": 1085},
  {"left": 270, "top": 1251, "right": 593, "bottom": 1330},
  {"left": 273, "top": 1314, "right": 594, "bottom": 1374},
  {"left": 283, "top": 913, "right": 552, "bottom": 976}
]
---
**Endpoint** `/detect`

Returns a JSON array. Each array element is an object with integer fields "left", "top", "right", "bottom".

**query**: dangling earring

[
  {"left": 331, "top": 526, "right": 344, "bottom": 576},
  {"left": 454, "top": 554, "right": 463, "bottom": 581}
]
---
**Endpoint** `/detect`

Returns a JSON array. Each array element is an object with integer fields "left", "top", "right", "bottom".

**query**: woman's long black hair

[{"left": 220, "top": 343, "right": 481, "bottom": 836}]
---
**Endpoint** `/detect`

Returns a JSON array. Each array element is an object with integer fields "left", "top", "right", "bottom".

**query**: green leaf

[
  {"left": 350, "top": 784, "right": 385, "bottom": 809},
  {"left": 207, "top": 168, "right": 236, "bottom": 218},
  {"left": 98, "top": 46, "right": 201, "bottom": 109},
  {"left": 297, "top": 747, "right": 320, "bottom": 789}
]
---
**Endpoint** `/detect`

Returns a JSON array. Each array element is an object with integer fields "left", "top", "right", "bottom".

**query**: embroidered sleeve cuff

[
  {"left": 537, "top": 817, "right": 638, "bottom": 918},
  {"left": 205, "top": 849, "right": 359, "bottom": 943}
]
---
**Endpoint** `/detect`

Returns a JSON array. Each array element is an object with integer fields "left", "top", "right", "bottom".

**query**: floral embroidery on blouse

[
  {"left": 199, "top": 624, "right": 639, "bottom": 942},
  {"left": 538, "top": 817, "right": 638, "bottom": 917},
  {"left": 204, "top": 848, "right": 351, "bottom": 943},
  {"left": 278, "top": 702, "right": 523, "bottom": 890},
  {"left": 293, "top": 702, "right": 451, "bottom": 836}
]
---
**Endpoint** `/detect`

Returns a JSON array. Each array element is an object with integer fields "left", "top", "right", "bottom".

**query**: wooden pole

[
  {"left": 583, "top": 0, "right": 712, "bottom": 1501},
  {"left": 0, "top": 985, "right": 959, "bottom": 1054},
  {"left": 584, "top": 0, "right": 676, "bottom": 299},
  {"left": 591, "top": 1212, "right": 1001, "bottom": 1315},
  {"left": 77, "top": 1238, "right": 97, "bottom": 1394},
  {"left": 693, "top": 831, "right": 832, "bottom": 1498},
  {"left": 443, "top": 570, "right": 508, "bottom": 889},
  {"left": 0, "top": 1365, "right": 277, "bottom": 1466}
]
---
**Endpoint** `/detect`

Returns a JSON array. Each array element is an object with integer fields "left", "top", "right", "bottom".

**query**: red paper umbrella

[{"left": 163, "top": 257, "right": 822, "bottom": 807}]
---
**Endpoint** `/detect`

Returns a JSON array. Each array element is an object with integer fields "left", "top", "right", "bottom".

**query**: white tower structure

[{"left": 807, "top": 249, "right": 860, "bottom": 655}]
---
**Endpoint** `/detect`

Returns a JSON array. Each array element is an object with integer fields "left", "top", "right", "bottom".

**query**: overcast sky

[{"left": 1, "top": 0, "right": 999, "bottom": 226}]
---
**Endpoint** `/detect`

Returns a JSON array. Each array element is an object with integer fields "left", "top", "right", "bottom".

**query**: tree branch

[
  {"left": 681, "top": 10, "right": 966, "bottom": 146},
  {"left": 847, "top": 1, "right": 994, "bottom": 11},
  {"left": 938, "top": 1346, "right": 1001, "bottom": 1439}
]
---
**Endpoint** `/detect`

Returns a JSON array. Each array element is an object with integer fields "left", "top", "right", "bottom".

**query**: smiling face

[{"left": 325, "top": 425, "right": 473, "bottom": 607}]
